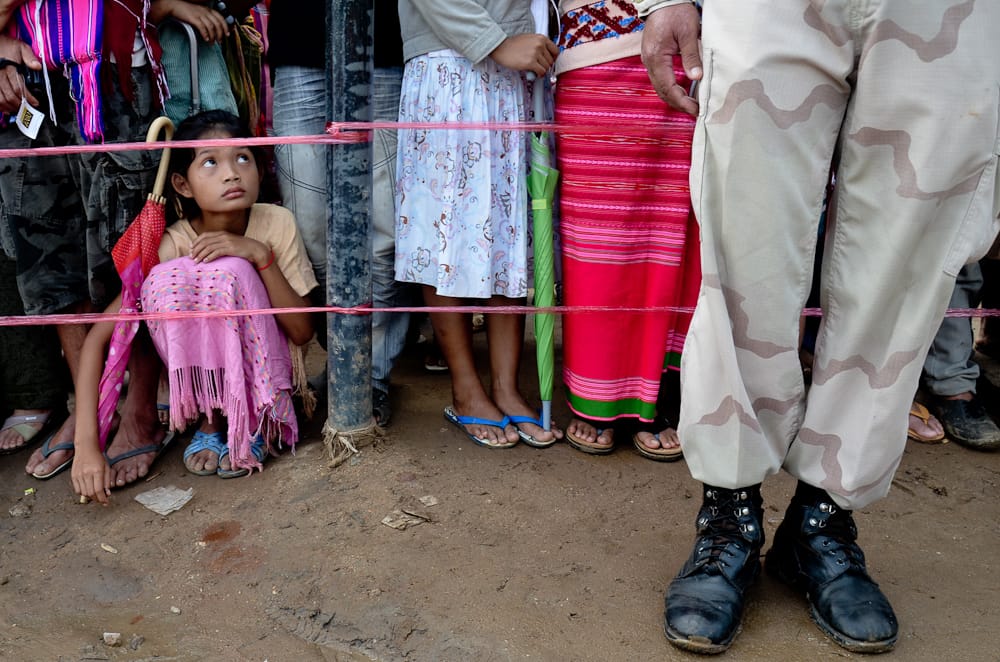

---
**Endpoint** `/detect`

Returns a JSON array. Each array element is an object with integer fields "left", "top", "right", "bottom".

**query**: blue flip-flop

[
  {"left": 30, "top": 431, "right": 76, "bottom": 479},
  {"left": 506, "top": 414, "right": 558, "bottom": 449},
  {"left": 443, "top": 406, "right": 517, "bottom": 449},
  {"left": 217, "top": 433, "right": 267, "bottom": 479},
  {"left": 183, "top": 430, "right": 227, "bottom": 476}
]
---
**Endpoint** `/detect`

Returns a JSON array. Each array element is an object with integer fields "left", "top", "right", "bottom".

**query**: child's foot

[
  {"left": 183, "top": 419, "right": 226, "bottom": 475},
  {"left": 447, "top": 397, "right": 519, "bottom": 447},
  {"left": 493, "top": 391, "right": 562, "bottom": 446},
  {"left": 565, "top": 418, "right": 614, "bottom": 454}
]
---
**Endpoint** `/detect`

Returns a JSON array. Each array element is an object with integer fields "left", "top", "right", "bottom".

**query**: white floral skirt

[{"left": 394, "top": 53, "right": 530, "bottom": 299}]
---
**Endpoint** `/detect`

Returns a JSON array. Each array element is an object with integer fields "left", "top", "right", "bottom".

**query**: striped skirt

[{"left": 556, "top": 56, "right": 700, "bottom": 422}]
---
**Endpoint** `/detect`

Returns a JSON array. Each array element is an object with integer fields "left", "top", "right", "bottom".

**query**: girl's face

[{"left": 172, "top": 130, "right": 261, "bottom": 215}]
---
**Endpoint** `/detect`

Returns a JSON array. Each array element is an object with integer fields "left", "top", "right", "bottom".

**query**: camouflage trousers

[
  {"left": 680, "top": 0, "right": 1000, "bottom": 508},
  {"left": 0, "top": 67, "right": 160, "bottom": 315}
]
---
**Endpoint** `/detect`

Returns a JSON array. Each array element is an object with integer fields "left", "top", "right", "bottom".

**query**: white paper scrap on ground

[{"left": 134, "top": 486, "right": 194, "bottom": 516}]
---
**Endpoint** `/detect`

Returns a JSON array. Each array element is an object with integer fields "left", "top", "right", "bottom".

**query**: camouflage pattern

[
  {"left": 0, "top": 66, "right": 159, "bottom": 315},
  {"left": 680, "top": 0, "right": 1000, "bottom": 509}
]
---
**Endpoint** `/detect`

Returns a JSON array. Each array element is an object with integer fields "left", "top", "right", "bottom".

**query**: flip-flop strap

[
  {"left": 454, "top": 414, "right": 511, "bottom": 429},
  {"left": 2, "top": 413, "right": 49, "bottom": 428},
  {"left": 219, "top": 434, "right": 267, "bottom": 463},
  {"left": 106, "top": 443, "right": 161, "bottom": 466},
  {"left": 184, "top": 431, "right": 226, "bottom": 459},
  {"left": 39, "top": 434, "right": 75, "bottom": 457},
  {"left": 507, "top": 414, "right": 543, "bottom": 427}
]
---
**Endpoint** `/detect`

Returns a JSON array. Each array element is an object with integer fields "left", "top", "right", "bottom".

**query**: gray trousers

[{"left": 923, "top": 263, "right": 982, "bottom": 397}]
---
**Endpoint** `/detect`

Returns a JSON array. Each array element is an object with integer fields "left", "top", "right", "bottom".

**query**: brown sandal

[{"left": 907, "top": 402, "right": 946, "bottom": 444}]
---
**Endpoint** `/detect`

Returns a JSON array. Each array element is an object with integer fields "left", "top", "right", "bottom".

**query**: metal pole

[{"left": 326, "top": 1, "right": 372, "bottom": 440}]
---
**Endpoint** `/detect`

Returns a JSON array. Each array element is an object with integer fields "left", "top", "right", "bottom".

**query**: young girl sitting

[{"left": 72, "top": 110, "right": 317, "bottom": 504}]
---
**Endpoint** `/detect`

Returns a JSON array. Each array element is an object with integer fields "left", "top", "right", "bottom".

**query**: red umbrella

[{"left": 96, "top": 116, "right": 174, "bottom": 449}]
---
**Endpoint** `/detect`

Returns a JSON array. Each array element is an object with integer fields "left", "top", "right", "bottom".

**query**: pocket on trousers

[
  {"left": 943, "top": 88, "right": 1000, "bottom": 276},
  {"left": 689, "top": 48, "right": 714, "bottom": 228}
]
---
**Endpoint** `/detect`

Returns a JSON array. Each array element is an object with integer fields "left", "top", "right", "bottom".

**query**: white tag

[{"left": 15, "top": 96, "right": 43, "bottom": 140}]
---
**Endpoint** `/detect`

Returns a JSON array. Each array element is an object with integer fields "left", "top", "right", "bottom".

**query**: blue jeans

[
  {"left": 923, "top": 262, "right": 982, "bottom": 397},
  {"left": 372, "top": 67, "right": 412, "bottom": 394},
  {"left": 272, "top": 66, "right": 328, "bottom": 288},
  {"left": 272, "top": 65, "right": 410, "bottom": 394}
]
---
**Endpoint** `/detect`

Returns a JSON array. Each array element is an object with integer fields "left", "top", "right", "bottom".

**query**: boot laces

[
  {"left": 693, "top": 491, "right": 758, "bottom": 570},
  {"left": 811, "top": 502, "right": 864, "bottom": 569}
]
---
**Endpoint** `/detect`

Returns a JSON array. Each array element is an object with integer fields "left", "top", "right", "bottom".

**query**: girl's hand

[
  {"left": 71, "top": 446, "right": 112, "bottom": 505},
  {"left": 490, "top": 34, "right": 558, "bottom": 77},
  {"left": 152, "top": 0, "right": 230, "bottom": 43},
  {"left": 190, "top": 231, "right": 271, "bottom": 268}
]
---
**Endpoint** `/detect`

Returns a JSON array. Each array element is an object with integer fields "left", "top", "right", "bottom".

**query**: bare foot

[
  {"left": 566, "top": 418, "right": 613, "bottom": 450},
  {"left": 635, "top": 427, "right": 681, "bottom": 452},
  {"left": 0, "top": 408, "right": 52, "bottom": 452},
  {"left": 449, "top": 397, "right": 518, "bottom": 447},
  {"left": 908, "top": 403, "right": 944, "bottom": 442},
  {"left": 25, "top": 413, "right": 75, "bottom": 477},
  {"left": 104, "top": 415, "right": 169, "bottom": 487},
  {"left": 493, "top": 391, "right": 563, "bottom": 445}
]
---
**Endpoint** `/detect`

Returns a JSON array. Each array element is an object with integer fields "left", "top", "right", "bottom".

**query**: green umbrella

[{"left": 528, "top": 76, "right": 558, "bottom": 430}]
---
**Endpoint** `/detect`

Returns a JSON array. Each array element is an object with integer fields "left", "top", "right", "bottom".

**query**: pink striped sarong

[
  {"left": 555, "top": 56, "right": 700, "bottom": 422},
  {"left": 141, "top": 256, "right": 297, "bottom": 471}
]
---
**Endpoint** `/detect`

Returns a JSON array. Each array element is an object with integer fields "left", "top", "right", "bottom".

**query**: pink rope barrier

[
  {"left": 0, "top": 123, "right": 991, "bottom": 327},
  {"left": 0, "top": 306, "right": 993, "bottom": 328}
]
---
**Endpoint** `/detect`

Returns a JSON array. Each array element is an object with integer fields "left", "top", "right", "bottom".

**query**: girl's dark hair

[{"left": 167, "top": 110, "right": 264, "bottom": 223}]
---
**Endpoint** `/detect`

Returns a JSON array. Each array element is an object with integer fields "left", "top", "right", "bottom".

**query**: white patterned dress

[{"left": 394, "top": 51, "right": 530, "bottom": 299}]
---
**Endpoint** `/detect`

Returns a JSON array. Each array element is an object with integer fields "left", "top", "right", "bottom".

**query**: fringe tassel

[
  {"left": 322, "top": 420, "right": 383, "bottom": 469},
  {"left": 290, "top": 341, "right": 315, "bottom": 419},
  {"left": 72, "top": 58, "right": 104, "bottom": 143}
]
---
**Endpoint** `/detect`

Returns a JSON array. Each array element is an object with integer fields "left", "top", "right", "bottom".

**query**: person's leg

[
  {"left": 424, "top": 287, "right": 517, "bottom": 446},
  {"left": 70, "top": 65, "right": 168, "bottom": 484},
  {"left": 272, "top": 66, "right": 328, "bottom": 291},
  {"left": 0, "top": 81, "right": 93, "bottom": 476},
  {"left": 485, "top": 295, "right": 561, "bottom": 445},
  {"left": 0, "top": 256, "right": 67, "bottom": 451},
  {"left": 371, "top": 66, "right": 410, "bottom": 424},
  {"left": 921, "top": 263, "right": 999, "bottom": 449},
  {"left": 785, "top": 0, "right": 1000, "bottom": 506},
  {"left": 665, "top": 0, "right": 851, "bottom": 652},
  {"left": 773, "top": 0, "right": 999, "bottom": 653}
]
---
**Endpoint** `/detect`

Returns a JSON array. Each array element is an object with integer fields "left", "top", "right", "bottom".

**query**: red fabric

[
  {"left": 111, "top": 198, "right": 164, "bottom": 282},
  {"left": 102, "top": 0, "right": 166, "bottom": 106},
  {"left": 555, "top": 56, "right": 701, "bottom": 422}
]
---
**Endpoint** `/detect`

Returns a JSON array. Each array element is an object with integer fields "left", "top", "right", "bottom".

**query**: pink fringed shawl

[{"left": 141, "top": 256, "right": 298, "bottom": 471}]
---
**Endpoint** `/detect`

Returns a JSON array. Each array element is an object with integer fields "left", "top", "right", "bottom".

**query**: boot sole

[
  {"left": 663, "top": 620, "right": 738, "bottom": 655},
  {"left": 767, "top": 558, "right": 897, "bottom": 654}
]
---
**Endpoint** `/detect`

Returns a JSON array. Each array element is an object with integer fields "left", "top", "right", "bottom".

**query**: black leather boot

[
  {"left": 663, "top": 484, "right": 763, "bottom": 654},
  {"left": 767, "top": 482, "right": 898, "bottom": 653}
]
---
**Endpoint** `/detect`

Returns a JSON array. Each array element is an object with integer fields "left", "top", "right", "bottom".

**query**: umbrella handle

[{"left": 145, "top": 116, "right": 175, "bottom": 202}]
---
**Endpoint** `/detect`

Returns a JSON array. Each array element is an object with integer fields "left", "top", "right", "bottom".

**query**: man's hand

[
  {"left": 0, "top": 36, "right": 40, "bottom": 113},
  {"left": 641, "top": 3, "right": 701, "bottom": 116}
]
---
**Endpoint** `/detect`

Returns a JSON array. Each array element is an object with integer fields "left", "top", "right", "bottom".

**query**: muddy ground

[{"left": 2, "top": 331, "right": 1000, "bottom": 662}]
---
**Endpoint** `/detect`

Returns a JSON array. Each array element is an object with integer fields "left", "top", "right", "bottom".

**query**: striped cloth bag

[{"left": 11, "top": 0, "right": 104, "bottom": 142}]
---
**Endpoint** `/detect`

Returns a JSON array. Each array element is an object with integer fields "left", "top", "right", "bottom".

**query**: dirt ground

[{"left": 2, "top": 328, "right": 1000, "bottom": 662}]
